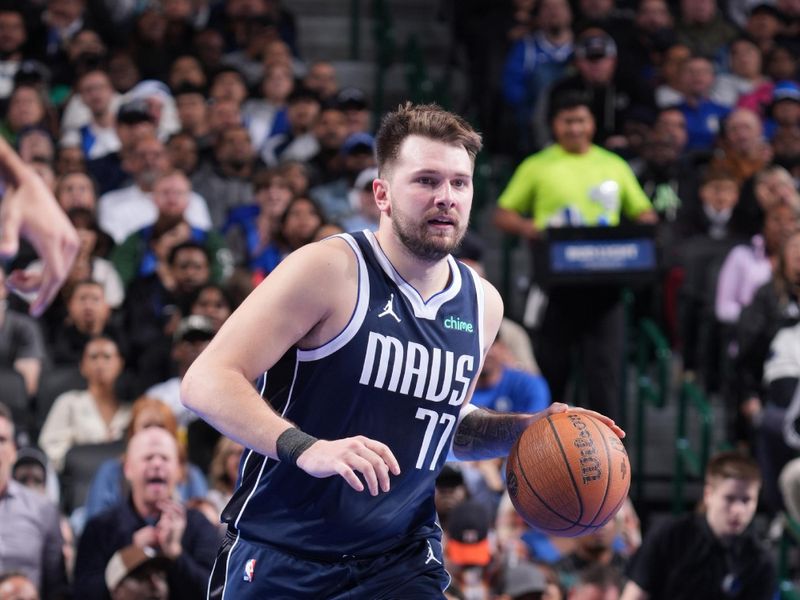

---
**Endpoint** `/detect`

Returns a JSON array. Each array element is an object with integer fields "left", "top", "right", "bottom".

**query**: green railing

[
  {"left": 780, "top": 515, "right": 800, "bottom": 599},
  {"left": 634, "top": 318, "right": 671, "bottom": 505},
  {"left": 371, "top": 0, "right": 395, "bottom": 126},
  {"left": 672, "top": 379, "right": 713, "bottom": 513}
]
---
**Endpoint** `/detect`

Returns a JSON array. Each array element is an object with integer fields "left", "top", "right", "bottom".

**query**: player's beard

[{"left": 392, "top": 205, "right": 466, "bottom": 262}]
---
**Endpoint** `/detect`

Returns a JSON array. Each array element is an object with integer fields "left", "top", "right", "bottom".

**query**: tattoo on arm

[{"left": 452, "top": 407, "right": 531, "bottom": 460}]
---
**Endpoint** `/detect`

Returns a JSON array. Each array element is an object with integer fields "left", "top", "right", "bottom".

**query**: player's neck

[{"left": 375, "top": 228, "right": 452, "bottom": 302}]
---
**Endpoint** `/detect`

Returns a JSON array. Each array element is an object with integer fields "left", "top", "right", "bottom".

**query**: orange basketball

[{"left": 505, "top": 411, "right": 630, "bottom": 537}]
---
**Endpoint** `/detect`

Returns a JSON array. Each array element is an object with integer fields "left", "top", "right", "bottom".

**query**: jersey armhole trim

[{"left": 297, "top": 233, "right": 369, "bottom": 362}]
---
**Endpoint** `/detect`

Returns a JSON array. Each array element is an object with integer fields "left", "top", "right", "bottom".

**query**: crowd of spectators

[{"left": 0, "top": 0, "right": 797, "bottom": 598}]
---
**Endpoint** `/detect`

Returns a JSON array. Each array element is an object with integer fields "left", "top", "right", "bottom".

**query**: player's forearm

[
  {"left": 180, "top": 361, "right": 293, "bottom": 460},
  {"left": 452, "top": 407, "right": 534, "bottom": 460}
]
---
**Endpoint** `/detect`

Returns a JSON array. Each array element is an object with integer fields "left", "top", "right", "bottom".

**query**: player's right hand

[{"left": 296, "top": 436, "right": 401, "bottom": 496}]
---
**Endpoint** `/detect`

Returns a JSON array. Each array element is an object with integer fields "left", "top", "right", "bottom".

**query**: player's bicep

[{"left": 197, "top": 240, "right": 353, "bottom": 381}]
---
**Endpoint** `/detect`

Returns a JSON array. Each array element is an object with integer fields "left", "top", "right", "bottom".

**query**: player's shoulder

[{"left": 275, "top": 234, "right": 359, "bottom": 279}]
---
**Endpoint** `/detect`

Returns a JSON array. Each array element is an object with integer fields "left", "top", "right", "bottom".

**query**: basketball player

[{"left": 181, "top": 103, "right": 623, "bottom": 598}]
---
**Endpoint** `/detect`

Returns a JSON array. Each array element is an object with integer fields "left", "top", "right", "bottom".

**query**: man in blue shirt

[{"left": 471, "top": 334, "right": 550, "bottom": 414}]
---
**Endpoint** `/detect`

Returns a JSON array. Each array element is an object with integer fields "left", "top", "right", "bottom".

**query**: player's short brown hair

[
  {"left": 705, "top": 451, "right": 761, "bottom": 486},
  {"left": 375, "top": 102, "right": 482, "bottom": 176}
]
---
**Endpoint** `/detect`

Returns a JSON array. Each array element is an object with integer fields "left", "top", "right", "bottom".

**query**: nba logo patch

[{"left": 243, "top": 559, "right": 256, "bottom": 582}]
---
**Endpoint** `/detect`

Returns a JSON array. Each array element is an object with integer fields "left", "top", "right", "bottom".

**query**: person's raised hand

[
  {"left": 0, "top": 135, "right": 79, "bottom": 316},
  {"left": 296, "top": 436, "right": 401, "bottom": 496}
]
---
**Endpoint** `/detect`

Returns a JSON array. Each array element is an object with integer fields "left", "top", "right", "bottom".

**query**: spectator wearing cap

[
  {"left": 503, "top": 0, "right": 574, "bottom": 155},
  {"left": 675, "top": 0, "right": 738, "bottom": 62},
  {"left": 74, "top": 427, "right": 218, "bottom": 600},
  {"left": 444, "top": 499, "right": 494, "bottom": 600},
  {"left": 543, "top": 28, "right": 655, "bottom": 148},
  {"left": 337, "top": 86, "right": 371, "bottom": 136},
  {"left": 105, "top": 545, "right": 169, "bottom": 600},
  {"left": 310, "top": 131, "right": 377, "bottom": 224},
  {"left": 97, "top": 135, "right": 212, "bottom": 244},
  {"left": 676, "top": 55, "right": 731, "bottom": 152},
  {"left": 144, "top": 315, "right": 215, "bottom": 429},
  {"left": 498, "top": 562, "right": 550, "bottom": 600},
  {"left": 261, "top": 86, "right": 321, "bottom": 166},
  {"left": 191, "top": 124, "right": 264, "bottom": 229},
  {"left": 340, "top": 167, "right": 381, "bottom": 233},
  {"left": 243, "top": 62, "right": 294, "bottom": 157},
  {"left": 0, "top": 8, "right": 29, "bottom": 100},
  {"left": 767, "top": 80, "right": 800, "bottom": 137},
  {"left": 0, "top": 402, "right": 66, "bottom": 600},
  {"left": 120, "top": 80, "right": 180, "bottom": 143}
]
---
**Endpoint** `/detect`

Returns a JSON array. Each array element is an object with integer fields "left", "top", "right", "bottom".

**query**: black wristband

[{"left": 276, "top": 427, "right": 319, "bottom": 466}]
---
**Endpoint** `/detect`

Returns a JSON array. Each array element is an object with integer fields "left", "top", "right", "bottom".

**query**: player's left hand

[
  {"left": 0, "top": 135, "right": 79, "bottom": 316},
  {"left": 544, "top": 403, "right": 625, "bottom": 439}
]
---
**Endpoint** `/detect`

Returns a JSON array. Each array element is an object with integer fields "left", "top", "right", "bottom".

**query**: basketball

[{"left": 505, "top": 411, "right": 630, "bottom": 537}]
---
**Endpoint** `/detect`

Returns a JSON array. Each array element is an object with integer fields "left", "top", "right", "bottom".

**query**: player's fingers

[
  {"left": 0, "top": 199, "right": 21, "bottom": 258},
  {"left": 335, "top": 462, "right": 365, "bottom": 493},
  {"left": 346, "top": 453, "right": 380, "bottom": 496},
  {"left": 546, "top": 402, "right": 569, "bottom": 415},
  {"left": 361, "top": 438, "right": 401, "bottom": 477},
  {"left": 573, "top": 408, "right": 626, "bottom": 439},
  {"left": 355, "top": 445, "right": 392, "bottom": 493},
  {"left": 30, "top": 234, "right": 78, "bottom": 317},
  {"left": 29, "top": 262, "right": 62, "bottom": 318}
]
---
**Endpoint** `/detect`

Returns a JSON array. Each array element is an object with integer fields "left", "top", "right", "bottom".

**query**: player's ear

[{"left": 373, "top": 178, "right": 391, "bottom": 215}]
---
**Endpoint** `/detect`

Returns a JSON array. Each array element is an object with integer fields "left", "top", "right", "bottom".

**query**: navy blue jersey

[{"left": 222, "top": 230, "right": 485, "bottom": 558}]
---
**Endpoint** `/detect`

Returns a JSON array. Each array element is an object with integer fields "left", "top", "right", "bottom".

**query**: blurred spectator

[
  {"left": 497, "top": 561, "right": 550, "bottom": 600},
  {"left": 261, "top": 86, "right": 321, "bottom": 166},
  {"left": 768, "top": 80, "right": 800, "bottom": 138},
  {"left": 654, "top": 43, "right": 690, "bottom": 108},
  {"left": 119, "top": 80, "right": 180, "bottom": 142},
  {"left": 188, "top": 283, "right": 233, "bottom": 332},
  {"left": 308, "top": 105, "right": 349, "bottom": 183},
  {"left": 336, "top": 87, "right": 371, "bottom": 137},
  {"left": 617, "top": 0, "right": 675, "bottom": 90},
  {"left": 502, "top": 0, "right": 573, "bottom": 154},
  {"left": 73, "top": 427, "right": 217, "bottom": 600},
  {"left": 0, "top": 8, "right": 29, "bottom": 99},
  {"left": 675, "top": 167, "right": 737, "bottom": 241},
  {"left": 54, "top": 171, "right": 98, "bottom": 216},
  {"left": 554, "top": 518, "right": 626, "bottom": 591},
  {"left": 716, "top": 198, "right": 797, "bottom": 324},
  {"left": 106, "top": 50, "right": 140, "bottom": 96},
  {"left": 205, "top": 436, "right": 244, "bottom": 517},
  {"left": 709, "top": 108, "right": 772, "bottom": 184},
  {"left": 0, "top": 573, "right": 39, "bottom": 600},
  {"left": 544, "top": 28, "right": 655, "bottom": 148},
  {"left": 0, "top": 266, "right": 47, "bottom": 398},
  {"left": 621, "top": 452, "right": 774, "bottom": 599},
  {"left": 310, "top": 132, "right": 377, "bottom": 224},
  {"left": 38, "top": 335, "right": 130, "bottom": 471},
  {"left": 340, "top": 167, "right": 381, "bottom": 233},
  {"left": 145, "top": 315, "right": 215, "bottom": 429},
  {"left": 435, "top": 465, "right": 469, "bottom": 530},
  {"left": 165, "top": 131, "right": 198, "bottom": 176},
  {"left": 303, "top": 60, "right": 338, "bottom": 104},
  {"left": 444, "top": 499, "right": 494, "bottom": 600},
  {"left": 731, "top": 163, "right": 799, "bottom": 239},
  {"left": 191, "top": 124, "right": 262, "bottom": 228},
  {"left": 206, "top": 97, "right": 243, "bottom": 144},
  {"left": 279, "top": 159, "right": 310, "bottom": 197},
  {"left": 104, "top": 545, "right": 169, "bottom": 600},
  {"left": 251, "top": 196, "right": 325, "bottom": 280},
  {"left": 677, "top": 55, "right": 730, "bottom": 151},
  {"left": 112, "top": 170, "right": 228, "bottom": 287},
  {"left": 221, "top": 18, "right": 276, "bottom": 88},
  {"left": 192, "top": 28, "right": 225, "bottom": 75},
  {"left": 711, "top": 37, "right": 769, "bottom": 108},
  {"left": 568, "top": 564, "right": 622, "bottom": 600},
  {"left": 167, "top": 56, "right": 207, "bottom": 92},
  {"left": 17, "top": 127, "right": 55, "bottom": 166},
  {"left": 47, "top": 279, "right": 122, "bottom": 368},
  {"left": 472, "top": 332, "right": 550, "bottom": 414},
  {"left": 222, "top": 167, "right": 294, "bottom": 267},
  {"left": 494, "top": 92, "right": 655, "bottom": 420},
  {"left": 243, "top": 61, "right": 294, "bottom": 157},
  {"left": 743, "top": 4, "right": 784, "bottom": 55},
  {"left": 84, "top": 396, "right": 208, "bottom": 523},
  {"left": 60, "top": 68, "right": 121, "bottom": 157},
  {"left": 97, "top": 135, "right": 211, "bottom": 244},
  {"left": 0, "top": 402, "right": 66, "bottom": 599},
  {"left": 172, "top": 85, "right": 211, "bottom": 154},
  {"left": 674, "top": 0, "right": 738, "bottom": 61},
  {"left": 208, "top": 66, "right": 248, "bottom": 106},
  {"left": 0, "top": 85, "right": 50, "bottom": 145}
]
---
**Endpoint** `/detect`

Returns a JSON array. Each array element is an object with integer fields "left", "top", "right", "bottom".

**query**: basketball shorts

[{"left": 208, "top": 530, "right": 450, "bottom": 599}]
